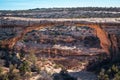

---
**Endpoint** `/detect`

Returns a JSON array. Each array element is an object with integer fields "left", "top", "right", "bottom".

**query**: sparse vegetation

[
  {"left": 19, "top": 60, "right": 31, "bottom": 76},
  {"left": 27, "top": 50, "right": 37, "bottom": 66},
  {"left": 98, "top": 69, "right": 109, "bottom": 80},
  {"left": 1, "top": 7, "right": 120, "bottom": 18},
  {"left": 98, "top": 65, "right": 120, "bottom": 80},
  {"left": 0, "top": 65, "right": 20, "bottom": 80}
]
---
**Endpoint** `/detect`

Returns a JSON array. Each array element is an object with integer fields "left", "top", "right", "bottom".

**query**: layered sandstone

[{"left": 0, "top": 17, "right": 120, "bottom": 59}]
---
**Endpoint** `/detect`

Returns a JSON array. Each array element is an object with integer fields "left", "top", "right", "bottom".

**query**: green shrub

[
  {"left": 27, "top": 50, "right": 37, "bottom": 65},
  {"left": 2, "top": 74, "right": 9, "bottom": 80},
  {"left": 98, "top": 69, "right": 109, "bottom": 80},
  {"left": 8, "top": 64, "right": 20, "bottom": 80},
  {"left": 98, "top": 65, "right": 120, "bottom": 80},
  {"left": 113, "top": 72, "right": 120, "bottom": 80},
  {"left": 19, "top": 60, "right": 30, "bottom": 76},
  {"left": 7, "top": 72, "right": 20, "bottom": 80},
  {"left": 0, "top": 65, "right": 20, "bottom": 80}
]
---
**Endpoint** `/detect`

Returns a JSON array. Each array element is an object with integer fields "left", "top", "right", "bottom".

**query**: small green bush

[
  {"left": 113, "top": 72, "right": 120, "bottom": 80},
  {"left": 98, "top": 65, "right": 120, "bottom": 80},
  {"left": 19, "top": 60, "right": 30, "bottom": 76},
  {"left": 98, "top": 69, "right": 109, "bottom": 80}
]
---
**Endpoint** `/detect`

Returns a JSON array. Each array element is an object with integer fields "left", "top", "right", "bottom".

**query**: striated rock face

[
  {"left": 109, "top": 34, "right": 120, "bottom": 59},
  {"left": 0, "top": 20, "right": 120, "bottom": 59},
  {"left": 102, "top": 24, "right": 120, "bottom": 59}
]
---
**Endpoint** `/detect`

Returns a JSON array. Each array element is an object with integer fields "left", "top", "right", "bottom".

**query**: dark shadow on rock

[
  {"left": 69, "top": 71, "right": 98, "bottom": 80},
  {"left": 52, "top": 69, "right": 97, "bottom": 80},
  {"left": 52, "top": 69, "right": 77, "bottom": 80},
  {"left": 86, "top": 57, "right": 111, "bottom": 73}
]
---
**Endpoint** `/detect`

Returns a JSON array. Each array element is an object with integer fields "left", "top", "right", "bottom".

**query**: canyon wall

[{"left": 0, "top": 21, "right": 120, "bottom": 59}]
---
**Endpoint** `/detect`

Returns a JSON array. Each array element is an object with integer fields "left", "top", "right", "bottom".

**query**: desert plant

[
  {"left": 7, "top": 72, "right": 20, "bottom": 80},
  {"left": 7, "top": 64, "right": 20, "bottom": 80},
  {"left": 98, "top": 69, "right": 109, "bottom": 80},
  {"left": 98, "top": 64, "right": 120, "bottom": 80},
  {"left": 9, "top": 64, "right": 16, "bottom": 74},
  {"left": 2, "top": 74, "right": 9, "bottom": 80},
  {"left": 27, "top": 50, "right": 37, "bottom": 65},
  {"left": 19, "top": 60, "right": 30, "bottom": 76},
  {"left": 0, "top": 64, "right": 20, "bottom": 80},
  {"left": 113, "top": 72, "right": 120, "bottom": 80}
]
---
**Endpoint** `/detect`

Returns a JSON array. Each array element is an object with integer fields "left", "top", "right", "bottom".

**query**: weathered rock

[{"left": 0, "top": 18, "right": 120, "bottom": 59}]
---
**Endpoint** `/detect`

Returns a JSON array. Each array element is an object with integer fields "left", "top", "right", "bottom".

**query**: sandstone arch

[{"left": 0, "top": 22, "right": 112, "bottom": 56}]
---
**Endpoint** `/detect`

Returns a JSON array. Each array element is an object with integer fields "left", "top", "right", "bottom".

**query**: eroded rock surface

[{"left": 0, "top": 17, "right": 120, "bottom": 68}]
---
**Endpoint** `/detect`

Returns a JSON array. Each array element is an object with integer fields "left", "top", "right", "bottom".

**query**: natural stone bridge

[{"left": 0, "top": 17, "right": 120, "bottom": 59}]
